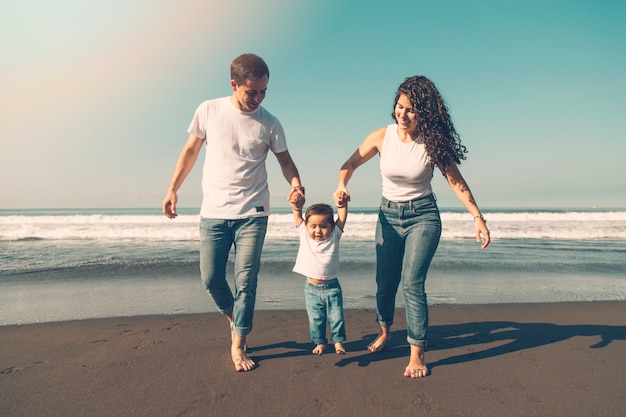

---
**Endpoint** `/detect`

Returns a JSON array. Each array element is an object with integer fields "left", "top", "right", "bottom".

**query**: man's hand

[
  {"left": 288, "top": 186, "right": 305, "bottom": 207},
  {"left": 162, "top": 192, "right": 178, "bottom": 219}
]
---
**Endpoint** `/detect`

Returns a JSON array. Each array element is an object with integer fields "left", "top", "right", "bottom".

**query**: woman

[{"left": 333, "top": 76, "right": 490, "bottom": 378}]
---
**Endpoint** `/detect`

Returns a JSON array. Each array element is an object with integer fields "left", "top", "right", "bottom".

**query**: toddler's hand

[
  {"left": 333, "top": 190, "right": 350, "bottom": 208},
  {"left": 288, "top": 186, "right": 305, "bottom": 207},
  {"left": 290, "top": 198, "right": 304, "bottom": 211}
]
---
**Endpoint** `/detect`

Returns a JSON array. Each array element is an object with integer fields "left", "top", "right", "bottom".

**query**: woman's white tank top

[{"left": 379, "top": 124, "right": 434, "bottom": 202}]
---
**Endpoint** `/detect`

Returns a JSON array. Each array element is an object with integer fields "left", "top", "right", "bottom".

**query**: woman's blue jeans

[
  {"left": 375, "top": 195, "right": 441, "bottom": 347},
  {"left": 199, "top": 216, "right": 268, "bottom": 337},
  {"left": 305, "top": 279, "right": 346, "bottom": 345}
]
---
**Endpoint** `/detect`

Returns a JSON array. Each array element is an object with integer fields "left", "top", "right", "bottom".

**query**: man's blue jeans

[
  {"left": 305, "top": 279, "right": 346, "bottom": 345},
  {"left": 375, "top": 195, "right": 441, "bottom": 347},
  {"left": 199, "top": 216, "right": 268, "bottom": 337}
]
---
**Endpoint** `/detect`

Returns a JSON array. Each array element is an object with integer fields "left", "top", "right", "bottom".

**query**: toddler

[{"left": 291, "top": 198, "right": 348, "bottom": 355}]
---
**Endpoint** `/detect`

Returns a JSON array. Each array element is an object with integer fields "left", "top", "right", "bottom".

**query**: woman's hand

[
  {"left": 332, "top": 188, "right": 350, "bottom": 208},
  {"left": 474, "top": 217, "right": 490, "bottom": 249}
]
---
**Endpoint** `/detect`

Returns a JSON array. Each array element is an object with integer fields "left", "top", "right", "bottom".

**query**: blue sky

[{"left": 1, "top": 0, "right": 624, "bottom": 209}]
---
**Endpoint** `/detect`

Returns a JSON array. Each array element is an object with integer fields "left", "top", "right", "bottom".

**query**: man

[{"left": 162, "top": 53, "right": 304, "bottom": 372}]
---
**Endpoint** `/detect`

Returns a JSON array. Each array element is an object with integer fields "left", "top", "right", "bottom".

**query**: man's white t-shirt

[{"left": 187, "top": 97, "right": 288, "bottom": 219}]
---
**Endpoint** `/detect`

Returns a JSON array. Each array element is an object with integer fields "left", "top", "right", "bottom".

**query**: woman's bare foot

[
  {"left": 367, "top": 326, "right": 391, "bottom": 352},
  {"left": 312, "top": 344, "right": 325, "bottom": 355},
  {"left": 403, "top": 345, "right": 428, "bottom": 378},
  {"left": 334, "top": 342, "right": 346, "bottom": 354},
  {"left": 231, "top": 334, "right": 255, "bottom": 372}
]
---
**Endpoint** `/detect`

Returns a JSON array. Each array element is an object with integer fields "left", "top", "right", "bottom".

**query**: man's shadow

[
  {"left": 332, "top": 321, "right": 625, "bottom": 369},
  {"left": 246, "top": 340, "right": 313, "bottom": 366}
]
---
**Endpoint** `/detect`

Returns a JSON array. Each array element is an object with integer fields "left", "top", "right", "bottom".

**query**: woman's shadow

[{"left": 333, "top": 321, "right": 625, "bottom": 369}]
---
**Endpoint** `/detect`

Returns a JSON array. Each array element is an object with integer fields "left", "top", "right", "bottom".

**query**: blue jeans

[
  {"left": 375, "top": 195, "right": 441, "bottom": 347},
  {"left": 305, "top": 279, "right": 346, "bottom": 345},
  {"left": 199, "top": 216, "right": 268, "bottom": 337}
]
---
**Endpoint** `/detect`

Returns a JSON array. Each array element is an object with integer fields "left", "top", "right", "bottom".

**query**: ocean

[{"left": 1, "top": 207, "right": 625, "bottom": 325}]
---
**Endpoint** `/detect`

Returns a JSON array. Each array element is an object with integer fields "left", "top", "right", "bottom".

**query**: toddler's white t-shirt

[{"left": 293, "top": 222, "right": 342, "bottom": 280}]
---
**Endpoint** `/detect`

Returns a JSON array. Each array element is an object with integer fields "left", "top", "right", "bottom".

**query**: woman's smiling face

[{"left": 394, "top": 93, "right": 419, "bottom": 134}]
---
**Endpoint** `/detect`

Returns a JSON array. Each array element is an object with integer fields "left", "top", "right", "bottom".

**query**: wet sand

[{"left": 1, "top": 301, "right": 625, "bottom": 417}]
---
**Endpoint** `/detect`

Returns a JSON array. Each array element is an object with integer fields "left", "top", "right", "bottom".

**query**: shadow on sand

[{"left": 330, "top": 321, "right": 625, "bottom": 369}]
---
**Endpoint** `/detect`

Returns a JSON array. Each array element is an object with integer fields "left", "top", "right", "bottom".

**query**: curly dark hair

[{"left": 392, "top": 76, "right": 467, "bottom": 174}]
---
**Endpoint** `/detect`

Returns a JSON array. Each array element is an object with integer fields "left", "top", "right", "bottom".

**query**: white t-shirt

[
  {"left": 293, "top": 222, "right": 343, "bottom": 280},
  {"left": 380, "top": 124, "right": 434, "bottom": 201},
  {"left": 187, "top": 97, "right": 288, "bottom": 219}
]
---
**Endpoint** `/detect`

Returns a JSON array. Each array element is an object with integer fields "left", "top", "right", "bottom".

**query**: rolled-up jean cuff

[
  {"left": 217, "top": 304, "right": 233, "bottom": 318},
  {"left": 377, "top": 320, "right": 393, "bottom": 328},
  {"left": 232, "top": 325, "right": 252, "bottom": 337},
  {"left": 407, "top": 336, "right": 427, "bottom": 347}
]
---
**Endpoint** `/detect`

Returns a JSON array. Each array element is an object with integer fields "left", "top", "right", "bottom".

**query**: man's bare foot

[
  {"left": 232, "top": 347, "right": 256, "bottom": 372},
  {"left": 312, "top": 344, "right": 325, "bottom": 355},
  {"left": 230, "top": 333, "right": 247, "bottom": 352},
  {"left": 367, "top": 330, "right": 391, "bottom": 353},
  {"left": 231, "top": 334, "right": 255, "bottom": 372},
  {"left": 403, "top": 345, "right": 428, "bottom": 378},
  {"left": 334, "top": 342, "right": 346, "bottom": 354},
  {"left": 228, "top": 319, "right": 247, "bottom": 352}
]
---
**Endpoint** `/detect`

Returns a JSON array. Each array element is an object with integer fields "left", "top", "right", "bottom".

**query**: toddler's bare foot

[
  {"left": 312, "top": 344, "right": 325, "bottom": 355},
  {"left": 334, "top": 342, "right": 346, "bottom": 354}
]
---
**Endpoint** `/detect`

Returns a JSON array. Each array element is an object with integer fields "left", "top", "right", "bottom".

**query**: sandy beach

[{"left": 1, "top": 301, "right": 625, "bottom": 417}]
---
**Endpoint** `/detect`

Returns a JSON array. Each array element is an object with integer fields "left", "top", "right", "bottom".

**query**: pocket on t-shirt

[{"left": 238, "top": 135, "right": 269, "bottom": 160}]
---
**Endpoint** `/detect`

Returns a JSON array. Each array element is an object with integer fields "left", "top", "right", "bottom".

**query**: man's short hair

[{"left": 231, "top": 54, "right": 269, "bottom": 85}]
